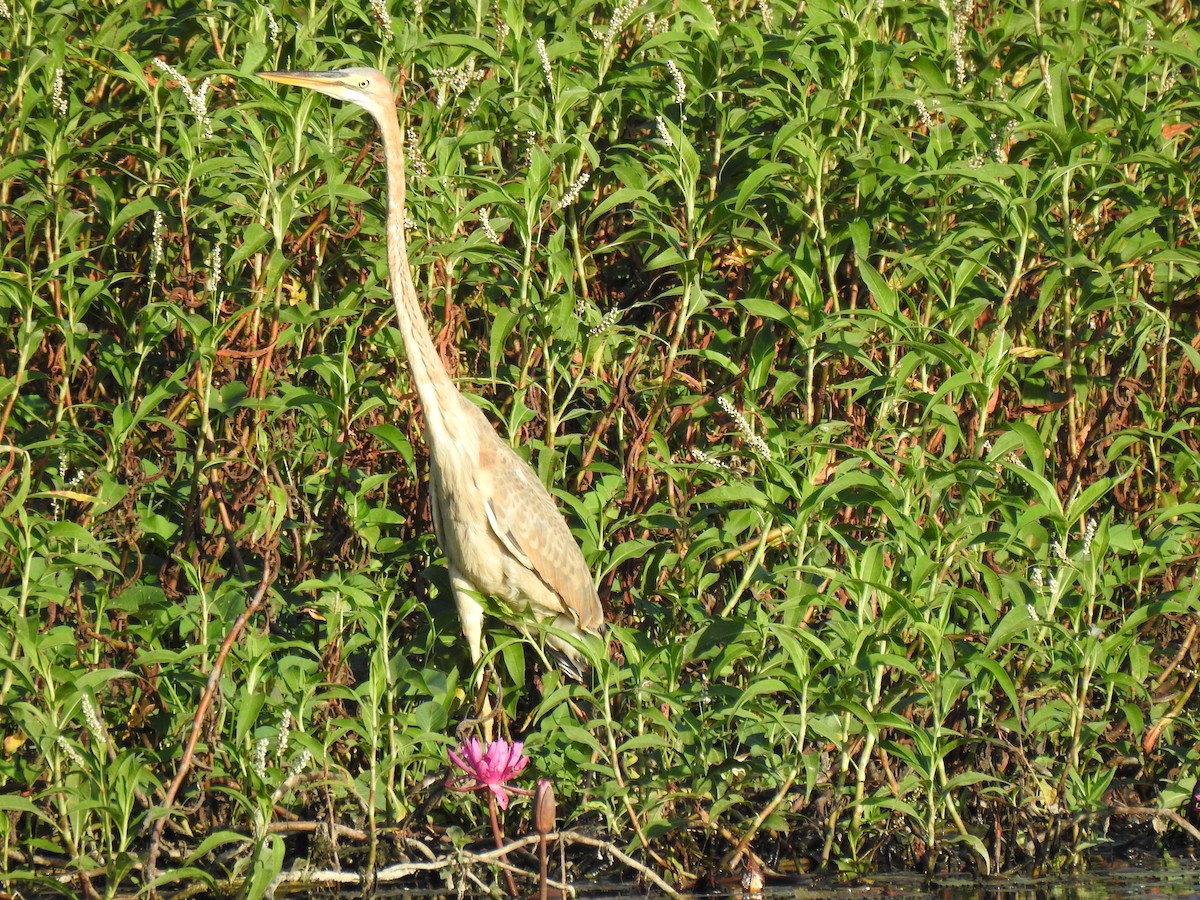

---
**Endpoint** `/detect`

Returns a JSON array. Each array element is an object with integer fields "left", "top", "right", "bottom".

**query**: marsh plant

[{"left": 1, "top": 0, "right": 1200, "bottom": 894}]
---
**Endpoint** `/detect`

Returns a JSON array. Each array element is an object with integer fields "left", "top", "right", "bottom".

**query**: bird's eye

[{"left": 358, "top": 78, "right": 370, "bottom": 88}]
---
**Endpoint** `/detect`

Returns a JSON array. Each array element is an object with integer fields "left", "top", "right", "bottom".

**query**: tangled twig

[
  {"left": 262, "top": 830, "right": 684, "bottom": 897},
  {"left": 144, "top": 567, "right": 274, "bottom": 889}
]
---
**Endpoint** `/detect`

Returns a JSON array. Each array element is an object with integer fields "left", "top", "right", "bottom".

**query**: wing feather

[
  {"left": 483, "top": 495, "right": 533, "bottom": 570},
  {"left": 478, "top": 437, "right": 603, "bottom": 631}
]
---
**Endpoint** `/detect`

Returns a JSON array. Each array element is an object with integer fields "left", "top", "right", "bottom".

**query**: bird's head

[{"left": 260, "top": 66, "right": 394, "bottom": 118}]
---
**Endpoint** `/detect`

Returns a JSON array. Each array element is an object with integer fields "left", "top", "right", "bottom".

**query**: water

[
  {"left": 291, "top": 857, "right": 1200, "bottom": 898},
  {"left": 529, "top": 859, "right": 1200, "bottom": 900},
  {"left": 687, "top": 860, "right": 1200, "bottom": 900}
]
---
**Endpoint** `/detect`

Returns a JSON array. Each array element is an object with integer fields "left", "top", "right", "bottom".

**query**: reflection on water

[
  {"left": 694, "top": 859, "right": 1200, "bottom": 900},
  {"left": 363, "top": 859, "right": 1200, "bottom": 898}
]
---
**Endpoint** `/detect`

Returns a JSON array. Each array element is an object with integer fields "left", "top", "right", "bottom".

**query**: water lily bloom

[{"left": 448, "top": 738, "right": 530, "bottom": 809}]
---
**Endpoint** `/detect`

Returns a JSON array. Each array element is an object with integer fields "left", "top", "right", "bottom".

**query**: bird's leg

[
  {"left": 455, "top": 670, "right": 501, "bottom": 742},
  {"left": 454, "top": 670, "right": 494, "bottom": 742},
  {"left": 451, "top": 573, "right": 496, "bottom": 740},
  {"left": 451, "top": 573, "right": 486, "bottom": 667}
]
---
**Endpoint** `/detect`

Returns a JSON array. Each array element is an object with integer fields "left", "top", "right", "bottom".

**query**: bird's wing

[
  {"left": 478, "top": 436, "right": 603, "bottom": 632},
  {"left": 482, "top": 495, "right": 533, "bottom": 570}
]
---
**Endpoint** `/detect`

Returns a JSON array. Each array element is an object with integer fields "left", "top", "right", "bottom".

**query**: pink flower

[{"left": 448, "top": 738, "right": 530, "bottom": 809}]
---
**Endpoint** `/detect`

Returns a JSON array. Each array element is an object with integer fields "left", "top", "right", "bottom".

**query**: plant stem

[{"left": 488, "top": 792, "right": 520, "bottom": 897}]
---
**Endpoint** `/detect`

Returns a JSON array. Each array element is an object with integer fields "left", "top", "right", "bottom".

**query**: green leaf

[{"left": 244, "top": 835, "right": 286, "bottom": 900}]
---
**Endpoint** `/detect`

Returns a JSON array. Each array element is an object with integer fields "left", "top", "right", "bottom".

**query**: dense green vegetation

[{"left": 2, "top": 0, "right": 1200, "bottom": 893}]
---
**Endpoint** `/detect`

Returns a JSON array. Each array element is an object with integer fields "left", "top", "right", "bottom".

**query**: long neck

[{"left": 373, "top": 100, "right": 458, "bottom": 447}]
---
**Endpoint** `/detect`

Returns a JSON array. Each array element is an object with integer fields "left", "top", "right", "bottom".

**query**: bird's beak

[{"left": 259, "top": 70, "right": 345, "bottom": 89}]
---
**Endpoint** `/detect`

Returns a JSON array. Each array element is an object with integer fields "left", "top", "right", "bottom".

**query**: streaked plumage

[{"left": 260, "top": 67, "right": 603, "bottom": 679}]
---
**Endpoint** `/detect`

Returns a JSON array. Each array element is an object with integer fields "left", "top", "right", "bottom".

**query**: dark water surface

[
  {"left": 362, "top": 858, "right": 1200, "bottom": 898},
  {"left": 528, "top": 859, "right": 1200, "bottom": 899},
  {"left": 689, "top": 860, "right": 1200, "bottom": 900}
]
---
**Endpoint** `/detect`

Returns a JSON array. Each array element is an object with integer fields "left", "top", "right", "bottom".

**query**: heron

[{"left": 260, "top": 67, "right": 604, "bottom": 698}]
